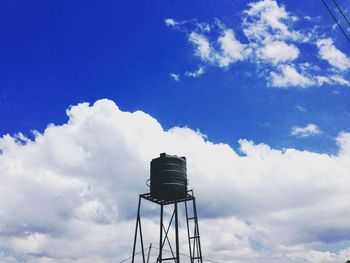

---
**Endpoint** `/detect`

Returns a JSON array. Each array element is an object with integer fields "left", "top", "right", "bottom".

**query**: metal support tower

[{"left": 131, "top": 190, "right": 203, "bottom": 263}]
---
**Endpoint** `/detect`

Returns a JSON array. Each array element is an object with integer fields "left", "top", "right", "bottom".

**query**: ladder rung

[
  {"left": 192, "top": 257, "right": 202, "bottom": 259},
  {"left": 161, "top": 257, "right": 177, "bottom": 261},
  {"left": 187, "top": 216, "right": 197, "bottom": 220},
  {"left": 189, "top": 235, "right": 200, "bottom": 239}
]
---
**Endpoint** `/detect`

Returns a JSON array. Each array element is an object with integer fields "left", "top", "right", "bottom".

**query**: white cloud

[
  {"left": 196, "top": 22, "right": 211, "bottom": 33},
  {"left": 291, "top": 123, "right": 321, "bottom": 137},
  {"left": 167, "top": 0, "right": 350, "bottom": 88},
  {"left": 270, "top": 64, "right": 314, "bottom": 88},
  {"left": 329, "top": 74, "right": 350, "bottom": 86},
  {"left": 315, "top": 74, "right": 350, "bottom": 87},
  {"left": 217, "top": 29, "right": 250, "bottom": 67},
  {"left": 296, "top": 105, "right": 307, "bottom": 112},
  {"left": 185, "top": 66, "right": 205, "bottom": 77},
  {"left": 164, "top": 18, "right": 177, "bottom": 27},
  {"left": 242, "top": 0, "right": 305, "bottom": 68},
  {"left": 188, "top": 30, "right": 249, "bottom": 68},
  {"left": 188, "top": 32, "right": 212, "bottom": 61},
  {"left": 170, "top": 73, "right": 180, "bottom": 81},
  {"left": 0, "top": 99, "right": 350, "bottom": 262},
  {"left": 316, "top": 38, "right": 350, "bottom": 71},
  {"left": 258, "top": 41, "right": 299, "bottom": 64},
  {"left": 242, "top": 0, "right": 304, "bottom": 42}
]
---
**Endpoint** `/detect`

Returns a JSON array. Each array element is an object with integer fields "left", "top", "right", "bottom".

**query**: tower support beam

[{"left": 131, "top": 192, "right": 203, "bottom": 263}]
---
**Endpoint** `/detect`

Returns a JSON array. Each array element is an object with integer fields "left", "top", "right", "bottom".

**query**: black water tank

[{"left": 150, "top": 153, "right": 188, "bottom": 201}]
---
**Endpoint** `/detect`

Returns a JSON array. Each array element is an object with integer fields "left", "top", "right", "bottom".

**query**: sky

[{"left": 0, "top": 0, "right": 350, "bottom": 262}]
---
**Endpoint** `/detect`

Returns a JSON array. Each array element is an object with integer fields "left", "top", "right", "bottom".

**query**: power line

[
  {"left": 121, "top": 244, "right": 221, "bottom": 263},
  {"left": 332, "top": 0, "right": 350, "bottom": 28},
  {"left": 120, "top": 246, "right": 150, "bottom": 263},
  {"left": 321, "top": 0, "right": 350, "bottom": 44},
  {"left": 152, "top": 245, "right": 221, "bottom": 263}
]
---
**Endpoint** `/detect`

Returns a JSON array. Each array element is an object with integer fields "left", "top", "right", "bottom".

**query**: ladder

[{"left": 185, "top": 191, "right": 203, "bottom": 263}]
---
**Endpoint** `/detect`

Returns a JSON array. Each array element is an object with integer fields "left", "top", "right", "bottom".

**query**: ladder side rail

[
  {"left": 192, "top": 198, "right": 203, "bottom": 263},
  {"left": 185, "top": 201, "right": 194, "bottom": 263},
  {"left": 138, "top": 206, "right": 146, "bottom": 263}
]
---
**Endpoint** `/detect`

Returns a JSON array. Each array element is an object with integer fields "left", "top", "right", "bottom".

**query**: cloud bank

[{"left": 0, "top": 99, "right": 350, "bottom": 262}]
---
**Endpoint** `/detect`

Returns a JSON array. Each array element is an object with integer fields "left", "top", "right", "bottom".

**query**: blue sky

[
  {"left": 1, "top": 0, "right": 350, "bottom": 262},
  {"left": 1, "top": 0, "right": 349, "bottom": 154}
]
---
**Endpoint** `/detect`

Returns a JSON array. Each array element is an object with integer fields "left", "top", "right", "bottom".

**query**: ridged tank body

[{"left": 150, "top": 153, "right": 188, "bottom": 201}]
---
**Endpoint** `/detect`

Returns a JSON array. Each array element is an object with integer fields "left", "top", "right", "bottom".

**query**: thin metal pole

[
  {"left": 147, "top": 243, "right": 152, "bottom": 263},
  {"left": 175, "top": 201, "right": 180, "bottom": 263},
  {"left": 132, "top": 196, "right": 142, "bottom": 263},
  {"left": 158, "top": 204, "right": 163, "bottom": 263},
  {"left": 138, "top": 208, "right": 146, "bottom": 263},
  {"left": 185, "top": 201, "right": 193, "bottom": 263},
  {"left": 193, "top": 197, "right": 203, "bottom": 263}
]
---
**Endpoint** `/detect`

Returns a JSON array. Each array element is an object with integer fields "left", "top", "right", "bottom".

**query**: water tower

[{"left": 131, "top": 153, "right": 203, "bottom": 263}]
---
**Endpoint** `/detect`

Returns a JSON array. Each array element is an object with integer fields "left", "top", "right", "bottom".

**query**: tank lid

[{"left": 158, "top": 153, "right": 186, "bottom": 161}]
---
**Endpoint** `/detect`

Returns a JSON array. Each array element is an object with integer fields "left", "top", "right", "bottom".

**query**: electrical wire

[
  {"left": 321, "top": 0, "right": 350, "bottom": 44},
  {"left": 119, "top": 246, "right": 150, "bottom": 263},
  {"left": 152, "top": 245, "right": 221, "bottom": 263},
  {"left": 332, "top": 0, "right": 350, "bottom": 28}
]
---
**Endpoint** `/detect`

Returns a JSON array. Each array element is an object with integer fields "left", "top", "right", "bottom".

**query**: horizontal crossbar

[
  {"left": 161, "top": 257, "right": 177, "bottom": 261},
  {"left": 140, "top": 192, "right": 195, "bottom": 205}
]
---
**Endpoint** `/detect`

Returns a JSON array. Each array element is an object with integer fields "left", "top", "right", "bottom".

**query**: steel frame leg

[
  {"left": 175, "top": 201, "right": 179, "bottom": 263},
  {"left": 158, "top": 204, "right": 163, "bottom": 262},
  {"left": 132, "top": 191, "right": 202, "bottom": 263},
  {"left": 132, "top": 195, "right": 146, "bottom": 263}
]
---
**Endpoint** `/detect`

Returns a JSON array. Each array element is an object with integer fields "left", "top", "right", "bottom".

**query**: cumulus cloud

[
  {"left": 188, "top": 30, "right": 249, "bottom": 68},
  {"left": 315, "top": 74, "right": 350, "bottom": 87},
  {"left": 316, "top": 38, "right": 350, "bottom": 71},
  {"left": 242, "top": 0, "right": 305, "bottom": 43},
  {"left": 270, "top": 64, "right": 314, "bottom": 88},
  {"left": 183, "top": 0, "right": 315, "bottom": 87},
  {"left": 0, "top": 99, "right": 350, "bottom": 262},
  {"left": 216, "top": 29, "right": 251, "bottom": 67},
  {"left": 291, "top": 123, "right": 321, "bottom": 137},
  {"left": 167, "top": 0, "right": 350, "bottom": 88},
  {"left": 189, "top": 32, "right": 212, "bottom": 61},
  {"left": 269, "top": 65, "right": 350, "bottom": 88},
  {"left": 258, "top": 41, "right": 299, "bottom": 65}
]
